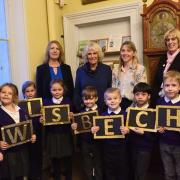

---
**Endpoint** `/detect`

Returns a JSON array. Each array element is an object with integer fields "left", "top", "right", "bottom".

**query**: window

[{"left": 0, "top": 0, "right": 10, "bottom": 84}]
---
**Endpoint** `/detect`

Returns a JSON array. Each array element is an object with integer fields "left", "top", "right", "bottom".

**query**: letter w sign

[{"left": 1, "top": 120, "right": 33, "bottom": 148}]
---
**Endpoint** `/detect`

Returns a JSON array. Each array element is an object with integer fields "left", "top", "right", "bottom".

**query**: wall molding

[{"left": 63, "top": 1, "right": 143, "bottom": 78}]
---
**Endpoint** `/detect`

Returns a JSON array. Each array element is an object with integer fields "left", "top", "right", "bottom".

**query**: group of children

[{"left": 0, "top": 70, "right": 179, "bottom": 180}]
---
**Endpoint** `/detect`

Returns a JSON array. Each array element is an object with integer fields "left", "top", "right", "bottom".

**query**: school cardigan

[
  {"left": 100, "top": 110, "right": 127, "bottom": 149},
  {"left": 0, "top": 107, "right": 29, "bottom": 178},
  {"left": 157, "top": 97, "right": 180, "bottom": 146},
  {"left": 74, "top": 62, "right": 112, "bottom": 111},
  {"left": 36, "top": 63, "right": 74, "bottom": 99},
  {"left": 129, "top": 107, "right": 156, "bottom": 151}
]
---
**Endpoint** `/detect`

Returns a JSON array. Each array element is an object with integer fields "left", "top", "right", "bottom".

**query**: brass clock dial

[{"left": 149, "top": 11, "right": 176, "bottom": 49}]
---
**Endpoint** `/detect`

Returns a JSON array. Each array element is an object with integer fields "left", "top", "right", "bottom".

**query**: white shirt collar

[
  {"left": 52, "top": 97, "right": 63, "bottom": 104},
  {"left": 85, "top": 104, "right": 98, "bottom": 111},
  {"left": 108, "top": 106, "right": 121, "bottom": 114},
  {"left": 134, "top": 102, "right": 149, "bottom": 108},
  {"left": 164, "top": 95, "right": 180, "bottom": 104}
]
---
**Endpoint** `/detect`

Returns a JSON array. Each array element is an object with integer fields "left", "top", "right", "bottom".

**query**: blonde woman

[
  {"left": 74, "top": 41, "right": 112, "bottom": 112},
  {"left": 153, "top": 28, "right": 180, "bottom": 106},
  {"left": 112, "top": 41, "right": 147, "bottom": 110}
]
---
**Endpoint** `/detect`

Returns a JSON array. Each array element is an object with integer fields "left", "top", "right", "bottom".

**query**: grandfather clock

[{"left": 141, "top": 0, "right": 180, "bottom": 84}]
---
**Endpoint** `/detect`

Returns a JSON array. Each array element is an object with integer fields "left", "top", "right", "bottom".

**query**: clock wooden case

[{"left": 141, "top": 0, "right": 180, "bottom": 84}]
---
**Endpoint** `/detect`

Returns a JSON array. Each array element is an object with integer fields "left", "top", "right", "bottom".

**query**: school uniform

[
  {"left": 78, "top": 104, "right": 103, "bottom": 180},
  {"left": 43, "top": 97, "right": 73, "bottom": 180},
  {"left": 129, "top": 103, "right": 156, "bottom": 180},
  {"left": 101, "top": 107, "right": 129, "bottom": 180},
  {"left": 0, "top": 105, "right": 29, "bottom": 180},
  {"left": 28, "top": 116, "right": 42, "bottom": 180},
  {"left": 157, "top": 95, "right": 180, "bottom": 180}
]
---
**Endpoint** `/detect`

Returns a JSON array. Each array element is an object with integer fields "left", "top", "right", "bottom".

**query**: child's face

[
  {"left": 120, "top": 45, "right": 135, "bottom": 64},
  {"left": 83, "top": 96, "right": 98, "bottom": 109},
  {"left": 51, "top": 83, "right": 64, "bottom": 99},
  {"left": 163, "top": 78, "right": 180, "bottom": 99},
  {"left": 134, "top": 92, "right": 150, "bottom": 107},
  {"left": 0, "top": 86, "right": 14, "bottom": 105},
  {"left": 105, "top": 92, "right": 121, "bottom": 111},
  {"left": 24, "top": 85, "right": 36, "bottom": 99}
]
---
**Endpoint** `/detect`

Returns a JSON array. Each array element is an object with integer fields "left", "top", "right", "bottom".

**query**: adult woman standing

[
  {"left": 36, "top": 40, "right": 74, "bottom": 99},
  {"left": 74, "top": 42, "right": 112, "bottom": 112},
  {"left": 112, "top": 41, "right": 147, "bottom": 110},
  {"left": 153, "top": 28, "right": 180, "bottom": 103}
]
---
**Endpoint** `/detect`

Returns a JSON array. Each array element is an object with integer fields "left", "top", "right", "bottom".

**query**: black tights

[{"left": 52, "top": 156, "right": 72, "bottom": 180}]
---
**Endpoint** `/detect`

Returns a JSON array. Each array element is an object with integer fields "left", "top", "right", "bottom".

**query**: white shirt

[
  {"left": 1, "top": 105, "right": 20, "bottom": 123},
  {"left": 164, "top": 95, "right": 180, "bottom": 104},
  {"left": 108, "top": 106, "right": 121, "bottom": 115},
  {"left": 52, "top": 97, "right": 63, "bottom": 104}
]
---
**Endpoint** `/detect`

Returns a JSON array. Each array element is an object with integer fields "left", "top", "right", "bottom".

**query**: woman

[
  {"left": 153, "top": 28, "right": 180, "bottom": 104},
  {"left": 36, "top": 40, "right": 74, "bottom": 99},
  {"left": 112, "top": 41, "right": 147, "bottom": 110},
  {"left": 74, "top": 41, "right": 112, "bottom": 112}
]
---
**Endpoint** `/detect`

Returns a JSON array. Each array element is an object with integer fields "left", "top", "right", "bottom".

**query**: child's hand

[
  {"left": 158, "top": 127, "right": 165, "bottom": 133},
  {"left": 91, "top": 126, "right": 100, "bottom": 134},
  {"left": 0, "top": 152, "right": 3, "bottom": 162},
  {"left": 69, "top": 112, "right": 74, "bottom": 120},
  {"left": 0, "top": 141, "right": 8, "bottom": 150},
  {"left": 71, "top": 123, "right": 77, "bottom": 130},
  {"left": 39, "top": 116, "right": 44, "bottom": 124},
  {"left": 120, "top": 126, "right": 129, "bottom": 135},
  {"left": 131, "top": 127, "right": 144, "bottom": 135},
  {"left": 31, "top": 134, "right": 36, "bottom": 143}
]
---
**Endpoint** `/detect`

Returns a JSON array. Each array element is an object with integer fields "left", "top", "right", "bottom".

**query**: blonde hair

[
  {"left": 164, "top": 28, "right": 180, "bottom": 48},
  {"left": 119, "top": 41, "right": 139, "bottom": 68},
  {"left": 0, "top": 83, "right": 19, "bottom": 104},
  {"left": 163, "top": 70, "right": 180, "bottom": 85},
  {"left": 82, "top": 41, "right": 104, "bottom": 63},
  {"left": 104, "top": 87, "right": 121, "bottom": 100},
  {"left": 44, "top": 40, "right": 64, "bottom": 64}
]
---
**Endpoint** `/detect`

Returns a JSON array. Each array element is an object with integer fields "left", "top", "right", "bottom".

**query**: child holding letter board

[
  {"left": 92, "top": 88, "right": 129, "bottom": 180},
  {"left": 129, "top": 82, "right": 156, "bottom": 180},
  {"left": 41, "top": 79, "right": 73, "bottom": 180},
  {"left": 22, "top": 81, "right": 42, "bottom": 180},
  {"left": 157, "top": 71, "right": 180, "bottom": 180},
  {"left": 0, "top": 83, "right": 36, "bottom": 180},
  {"left": 71, "top": 86, "right": 103, "bottom": 180}
]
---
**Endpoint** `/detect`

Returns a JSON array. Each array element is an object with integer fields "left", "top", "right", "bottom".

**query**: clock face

[{"left": 150, "top": 11, "right": 176, "bottom": 49}]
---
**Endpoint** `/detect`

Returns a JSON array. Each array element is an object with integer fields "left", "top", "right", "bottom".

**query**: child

[
  {"left": 92, "top": 87, "right": 129, "bottom": 180},
  {"left": 0, "top": 83, "right": 36, "bottom": 180},
  {"left": 21, "top": 81, "right": 42, "bottom": 180},
  {"left": 129, "top": 82, "right": 156, "bottom": 180},
  {"left": 71, "top": 86, "right": 103, "bottom": 180},
  {"left": 42, "top": 79, "right": 74, "bottom": 180},
  {"left": 157, "top": 70, "right": 180, "bottom": 180},
  {"left": 112, "top": 41, "right": 147, "bottom": 110}
]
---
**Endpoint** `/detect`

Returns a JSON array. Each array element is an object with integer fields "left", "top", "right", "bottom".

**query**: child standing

[
  {"left": 129, "top": 82, "right": 156, "bottom": 180},
  {"left": 42, "top": 79, "right": 74, "bottom": 180},
  {"left": 92, "top": 87, "right": 129, "bottom": 180},
  {"left": 157, "top": 71, "right": 180, "bottom": 180},
  {"left": 21, "top": 81, "right": 42, "bottom": 180},
  {"left": 71, "top": 86, "right": 103, "bottom": 180},
  {"left": 0, "top": 83, "right": 36, "bottom": 180}
]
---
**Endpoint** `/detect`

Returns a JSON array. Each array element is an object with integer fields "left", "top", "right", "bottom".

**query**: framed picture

[
  {"left": 122, "top": 36, "right": 131, "bottom": 43},
  {"left": 97, "top": 38, "right": 108, "bottom": 52},
  {"left": 82, "top": 0, "right": 106, "bottom": 5}
]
